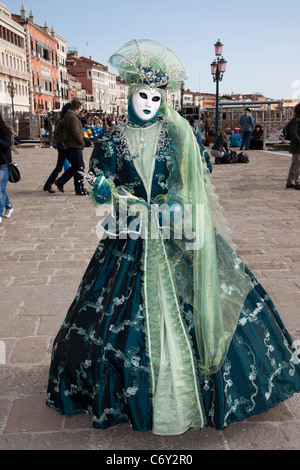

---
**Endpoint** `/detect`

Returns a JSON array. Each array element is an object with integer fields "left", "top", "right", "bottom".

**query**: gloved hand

[{"left": 92, "top": 172, "right": 112, "bottom": 204}]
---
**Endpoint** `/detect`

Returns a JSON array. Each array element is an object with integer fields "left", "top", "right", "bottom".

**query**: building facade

[
  {"left": 0, "top": 2, "right": 30, "bottom": 117},
  {"left": 51, "top": 28, "right": 68, "bottom": 111},
  {"left": 115, "top": 76, "right": 128, "bottom": 116},
  {"left": 67, "top": 52, "right": 117, "bottom": 113},
  {"left": 165, "top": 89, "right": 182, "bottom": 112},
  {"left": 13, "top": 5, "right": 60, "bottom": 114}
]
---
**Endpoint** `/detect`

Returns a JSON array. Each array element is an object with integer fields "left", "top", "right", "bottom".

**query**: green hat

[{"left": 109, "top": 38, "right": 189, "bottom": 92}]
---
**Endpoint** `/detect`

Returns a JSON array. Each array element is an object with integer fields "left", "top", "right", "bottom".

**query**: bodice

[{"left": 89, "top": 120, "right": 171, "bottom": 202}]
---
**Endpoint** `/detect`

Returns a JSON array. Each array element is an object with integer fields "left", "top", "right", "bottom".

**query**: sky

[{"left": 6, "top": 0, "right": 300, "bottom": 100}]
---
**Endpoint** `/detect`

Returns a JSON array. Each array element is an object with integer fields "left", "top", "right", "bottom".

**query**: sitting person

[
  {"left": 203, "top": 130, "right": 215, "bottom": 147},
  {"left": 250, "top": 124, "right": 263, "bottom": 150},
  {"left": 230, "top": 129, "right": 242, "bottom": 148},
  {"left": 210, "top": 131, "right": 230, "bottom": 164}
]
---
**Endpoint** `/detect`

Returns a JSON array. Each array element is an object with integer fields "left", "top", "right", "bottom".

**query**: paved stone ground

[{"left": 0, "top": 144, "right": 300, "bottom": 451}]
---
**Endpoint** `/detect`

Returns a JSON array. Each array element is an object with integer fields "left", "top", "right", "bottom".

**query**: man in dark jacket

[
  {"left": 43, "top": 103, "right": 71, "bottom": 193},
  {"left": 54, "top": 99, "right": 88, "bottom": 195},
  {"left": 286, "top": 103, "right": 300, "bottom": 190}
]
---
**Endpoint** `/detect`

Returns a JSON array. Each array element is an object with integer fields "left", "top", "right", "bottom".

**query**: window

[{"left": 43, "top": 49, "right": 50, "bottom": 61}]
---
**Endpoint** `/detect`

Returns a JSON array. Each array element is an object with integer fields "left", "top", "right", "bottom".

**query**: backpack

[
  {"left": 217, "top": 151, "right": 238, "bottom": 164},
  {"left": 228, "top": 151, "right": 239, "bottom": 163},
  {"left": 54, "top": 117, "right": 68, "bottom": 144},
  {"left": 238, "top": 152, "right": 249, "bottom": 163}
]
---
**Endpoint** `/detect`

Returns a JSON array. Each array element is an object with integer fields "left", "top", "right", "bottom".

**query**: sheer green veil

[{"left": 158, "top": 103, "right": 253, "bottom": 377}]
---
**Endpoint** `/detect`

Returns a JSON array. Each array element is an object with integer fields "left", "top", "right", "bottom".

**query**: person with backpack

[
  {"left": 286, "top": 103, "right": 300, "bottom": 189},
  {"left": 43, "top": 103, "right": 72, "bottom": 193},
  {"left": 54, "top": 99, "right": 88, "bottom": 196}
]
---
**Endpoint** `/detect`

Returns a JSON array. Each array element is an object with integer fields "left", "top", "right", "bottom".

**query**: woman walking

[{"left": 0, "top": 113, "right": 13, "bottom": 223}]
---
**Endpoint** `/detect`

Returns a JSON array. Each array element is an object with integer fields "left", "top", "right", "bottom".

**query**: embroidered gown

[{"left": 46, "top": 119, "right": 300, "bottom": 434}]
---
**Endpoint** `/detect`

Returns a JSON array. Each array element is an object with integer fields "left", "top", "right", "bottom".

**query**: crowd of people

[
  {"left": 199, "top": 108, "right": 264, "bottom": 164},
  {"left": 44, "top": 109, "right": 123, "bottom": 137}
]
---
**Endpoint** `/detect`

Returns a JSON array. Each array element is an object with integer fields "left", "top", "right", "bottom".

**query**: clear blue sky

[{"left": 6, "top": 0, "right": 300, "bottom": 99}]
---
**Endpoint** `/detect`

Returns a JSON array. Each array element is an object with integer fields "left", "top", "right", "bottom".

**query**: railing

[{"left": 219, "top": 107, "right": 294, "bottom": 149}]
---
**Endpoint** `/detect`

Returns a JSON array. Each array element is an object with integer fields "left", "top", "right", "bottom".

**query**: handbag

[{"left": 8, "top": 162, "right": 21, "bottom": 183}]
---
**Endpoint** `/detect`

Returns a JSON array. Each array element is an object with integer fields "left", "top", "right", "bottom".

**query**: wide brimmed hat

[{"left": 109, "top": 38, "right": 189, "bottom": 91}]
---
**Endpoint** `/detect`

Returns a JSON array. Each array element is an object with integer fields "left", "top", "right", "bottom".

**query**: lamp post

[
  {"left": 7, "top": 76, "right": 16, "bottom": 128},
  {"left": 180, "top": 83, "right": 185, "bottom": 117},
  {"left": 210, "top": 40, "right": 227, "bottom": 138}
]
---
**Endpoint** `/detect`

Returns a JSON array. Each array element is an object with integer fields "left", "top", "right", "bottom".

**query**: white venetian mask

[{"left": 132, "top": 88, "right": 162, "bottom": 122}]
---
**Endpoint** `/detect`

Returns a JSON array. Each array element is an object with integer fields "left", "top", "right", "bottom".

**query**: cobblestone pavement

[{"left": 0, "top": 145, "right": 300, "bottom": 451}]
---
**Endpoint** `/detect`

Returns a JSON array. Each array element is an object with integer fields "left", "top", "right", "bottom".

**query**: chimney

[
  {"left": 29, "top": 8, "right": 34, "bottom": 23},
  {"left": 21, "top": 2, "right": 26, "bottom": 21}
]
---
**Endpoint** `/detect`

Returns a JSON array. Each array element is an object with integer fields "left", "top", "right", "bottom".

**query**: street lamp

[
  {"left": 210, "top": 40, "right": 227, "bottom": 138},
  {"left": 180, "top": 83, "right": 185, "bottom": 116},
  {"left": 7, "top": 76, "right": 16, "bottom": 127}
]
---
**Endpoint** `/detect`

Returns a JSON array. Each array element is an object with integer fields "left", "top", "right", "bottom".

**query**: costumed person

[{"left": 46, "top": 39, "right": 300, "bottom": 435}]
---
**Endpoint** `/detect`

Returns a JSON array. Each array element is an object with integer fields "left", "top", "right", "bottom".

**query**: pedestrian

[
  {"left": 44, "top": 112, "right": 51, "bottom": 131},
  {"left": 286, "top": 103, "right": 300, "bottom": 189},
  {"left": 80, "top": 111, "right": 88, "bottom": 128},
  {"left": 250, "top": 124, "right": 264, "bottom": 150},
  {"left": 204, "top": 113, "right": 212, "bottom": 136},
  {"left": 230, "top": 129, "right": 242, "bottom": 148},
  {"left": 46, "top": 39, "right": 300, "bottom": 435},
  {"left": 210, "top": 131, "right": 230, "bottom": 164},
  {"left": 54, "top": 99, "right": 88, "bottom": 196},
  {"left": 203, "top": 129, "right": 214, "bottom": 147},
  {"left": 43, "top": 103, "right": 72, "bottom": 194},
  {"left": 239, "top": 108, "right": 254, "bottom": 150},
  {"left": 0, "top": 113, "right": 14, "bottom": 223}
]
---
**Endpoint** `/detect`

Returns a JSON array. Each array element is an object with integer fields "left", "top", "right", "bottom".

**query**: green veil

[
  {"left": 108, "top": 39, "right": 253, "bottom": 378},
  {"left": 157, "top": 103, "right": 253, "bottom": 377}
]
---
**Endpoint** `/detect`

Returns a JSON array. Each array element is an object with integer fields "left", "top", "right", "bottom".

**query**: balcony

[{"left": 0, "top": 65, "right": 29, "bottom": 81}]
